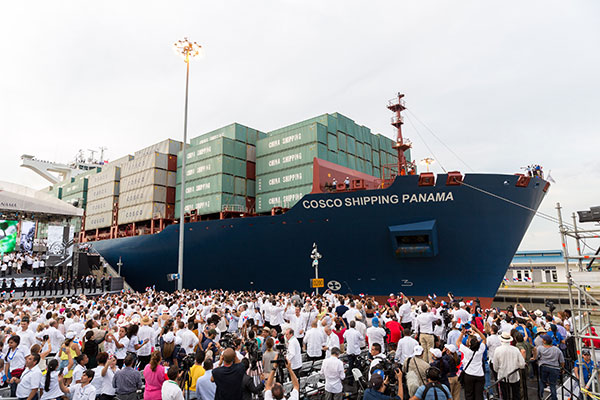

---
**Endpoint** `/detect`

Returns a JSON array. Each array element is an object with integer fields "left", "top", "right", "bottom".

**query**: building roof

[
  {"left": 512, "top": 250, "right": 598, "bottom": 265},
  {"left": 0, "top": 181, "right": 83, "bottom": 217}
]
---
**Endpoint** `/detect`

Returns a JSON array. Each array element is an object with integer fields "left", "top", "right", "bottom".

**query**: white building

[{"left": 506, "top": 250, "right": 599, "bottom": 284}]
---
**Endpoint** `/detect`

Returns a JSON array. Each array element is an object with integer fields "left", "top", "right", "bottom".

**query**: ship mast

[{"left": 388, "top": 93, "right": 412, "bottom": 175}]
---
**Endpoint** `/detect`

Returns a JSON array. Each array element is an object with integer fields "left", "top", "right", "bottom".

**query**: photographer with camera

[
  {"left": 264, "top": 354, "right": 299, "bottom": 400},
  {"left": 362, "top": 368, "right": 403, "bottom": 399},
  {"left": 240, "top": 357, "right": 265, "bottom": 400}
]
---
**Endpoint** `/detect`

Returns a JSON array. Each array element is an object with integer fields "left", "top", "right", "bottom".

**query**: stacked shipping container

[
  {"left": 117, "top": 139, "right": 181, "bottom": 224},
  {"left": 175, "top": 123, "right": 265, "bottom": 218},
  {"left": 85, "top": 163, "right": 123, "bottom": 230},
  {"left": 254, "top": 113, "right": 410, "bottom": 213}
]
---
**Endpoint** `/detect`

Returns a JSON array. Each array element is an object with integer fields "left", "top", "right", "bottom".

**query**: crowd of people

[
  {"left": 0, "top": 288, "right": 592, "bottom": 400},
  {"left": 1, "top": 251, "right": 46, "bottom": 276}
]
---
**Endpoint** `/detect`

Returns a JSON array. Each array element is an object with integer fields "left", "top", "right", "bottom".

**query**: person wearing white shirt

[
  {"left": 137, "top": 317, "right": 156, "bottom": 369},
  {"left": 284, "top": 328, "right": 302, "bottom": 377},
  {"left": 353, "top": 315, "right": 367, "bottom": 348},
  {"left": 415, "top": 304, "right": 441, "bottom": 362},
  {"left": 269, "top": 302, "right": 285, "bottom": 332},
  {"left": 486, "top": 324, "right": 502, "bottom": 381},
  {"left": 451, "top": 303, "right": 472, "bottom": 325},
  {"left": 303, "top": 321, "right": 326, "bottom": 361},
  {"left": 342, "top": 303, "right": 360, "bottom": 323},
  {"left": 492, "top": 332, "right": 526, "bottom": 400},
  {"left": 323, "top": 326, "right": 340, "bottom": 359},
  {"left": 39, "top": 359, "right": 63, "bottom": 400},
  {"left": 366, "top": 318, "right": 386, "bottom": 352},
  {"left": 394, "top": 329, "right": 419, "bottom": 364},
  {"left": 45, "top": 321, "right": 65, "bottom": 356},
  {"left": 398, "top": 297, "right": 414, "bottom": 330},
  {"left": 162, "top": 367, "right": 185, "bottom": 400},
  {"left": 288, "top": 308, "right": 306, "bottom": 347},
  {"left": 369, "top": 343, "right": 387, "bottom": 379},
  {"left": 343, "top": 321, "right": 362, "bottom": 374},
  {"left": 456, "top": 325, "right": 487, "bottom": 400},
  {"left": 176, "top": 321, "right": 199, "bottom": 355},
  {"left": 14, "top": 354, "right": 43, "bottom": 400},
  {"left": 58, "top": 369, "right": 96, "bottom": 400},
  {"left": 15, "top": 320, "right": 36, "bottom": 355},
  {"left": 5, "top": 335, "right": 27, "bottom": 397},
  {"left": 320, "top": 347, "right": 345, "bottom": 399}
]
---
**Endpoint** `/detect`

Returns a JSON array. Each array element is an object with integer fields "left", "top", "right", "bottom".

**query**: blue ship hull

[{"left": 91, "top": 173, "right": 548, "bottom": 300}]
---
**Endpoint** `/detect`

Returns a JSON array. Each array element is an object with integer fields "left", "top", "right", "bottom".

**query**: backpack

[
  {"left": 405, "top": 357, "right": 425, "bottom": 396},
  {"left": 422, "top": 382, "right": 450, "bottom": 400}
]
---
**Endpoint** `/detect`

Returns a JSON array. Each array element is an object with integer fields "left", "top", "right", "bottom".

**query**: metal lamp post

[
  {"left": 311, "top": 243, "right": 322, "bottom": 295},
  {"left": 173, "top": 37, "right": 202, "bottom": 291}
]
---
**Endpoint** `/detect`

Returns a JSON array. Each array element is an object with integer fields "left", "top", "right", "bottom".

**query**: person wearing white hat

[
  {"left": 492, "top": 331, "right": 525, "bottom": 400},
  {"left": 403, "top": 345, "right": 429, "bottom": 397},
  {"left": 443, "top": 343, "right": 461, "bottom": 400}
]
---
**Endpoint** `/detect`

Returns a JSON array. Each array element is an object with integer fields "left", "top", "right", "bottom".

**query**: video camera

[
  {"left": 245, "top": 339, "right": 262, "bottom": 371},
  {"left": 219, "top": 332, "right": 235, "bottom": 349},
  {"left": 371, "top": 355, "right": 401, "bottom": 385},
  {"left": 272, "top": 333, "right": 287, "bottom": 366}
]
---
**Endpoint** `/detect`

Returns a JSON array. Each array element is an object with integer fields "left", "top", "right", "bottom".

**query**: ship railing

[
  {"left": 391, "top": 115, "right": 404, "bottom": 124},
  {"left": 387, "top": 98, "right": 406, "bottom": 108}
]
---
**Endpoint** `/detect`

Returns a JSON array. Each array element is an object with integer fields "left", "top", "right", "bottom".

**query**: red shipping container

[
  {"left": 246, "top": 162, "right": 256, "bottom": 180},
  {"left": 167, "top": 155, "right": 178, "bottom": 172},
  {"left": 166, "top": 187, "right": 176, "bottom": 203}
]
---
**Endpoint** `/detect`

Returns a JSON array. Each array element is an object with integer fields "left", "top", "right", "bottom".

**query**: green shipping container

[
  {"left": 372, "top": 151, "right": 380, "bottom": 166},
  {"left": 327, "top": 151, "right": 338, "bottom": 164},
  {"left": 256, "top": 143, "right": 327, "bottom": 175},
  {"left": 256, "top": 164, "right": 313, "bottom": 194},
  {"left": 256, "top": 122, "right": 327, "bottom": 157},
  {"left": 256, "top": 184, "right": 312, "bottom": 213},
  {"left": 338, "top": 132, "right": 347, "bottom": 152},
  {"left": 175, "top": 193, "right": 245, "bottom": 218},
  {"left": 356, "top": 159, "right": 365, "bottom": 173},
  {"left": 268, "top": 114, "right": 338, "bottom": 137},
  {"left": 327, "top": 133, "right": 338, "bottom": 152},
  {"left": 366, "top": 161, "right": 373, "bottom": 175},
  {"left": 347, "top": 136, "right": 356, "bottom": 155},
  {"left": 175, "top": 173, "right": 236, "bottom": 201},
  {"left": 348, "top": 154, "right": 356, "bottom": 170},
  {"left": 371, "top": 135, "right": 380, "bottom": 151},
  {"left": 332, "top": 113, "right": 355, "bottom": 134},
  {"left": 373, "top": 167, "right": 381, "bottom": 178},
  {"left": 337, "top": 152, "right": 348, "bottom": 167},
  {"left": 190, "top": 123, "right": 257, "bottom": 146},
  {"left": 247, "top": 180, "right": 256, "bottom": 197},
  {"left": 356, "top": 142, "right": 364, "bottom": 159},
  {"left": 176, "top": 156, "right": 246, "bottom": 183},
  {"left": 234, "top": 177, "right": 246, "bottom": 195},
  {"left": 178, "top": 137, "right": 239, "bottom": 166},
  {"left": 364, "top": 144, "right": 372, "bottom": 161},
  {"left": 61, "top": 178, "right": 88, "bottom": 197}
]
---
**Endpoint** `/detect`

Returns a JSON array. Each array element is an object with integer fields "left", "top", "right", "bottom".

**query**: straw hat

[{"left": 141, "top": 316, "right": 152, "bottom": 326}]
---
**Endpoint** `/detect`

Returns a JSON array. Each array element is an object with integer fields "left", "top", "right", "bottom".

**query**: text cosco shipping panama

[{"left": 302, "top": 192, "right": 454, "bottom": 209}]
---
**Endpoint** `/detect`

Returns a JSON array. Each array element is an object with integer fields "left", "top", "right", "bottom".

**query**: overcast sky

[{"left": 1, "top": 1, "right": 599, "bottom": 251}]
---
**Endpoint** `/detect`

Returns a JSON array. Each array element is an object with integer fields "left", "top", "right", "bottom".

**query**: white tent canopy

[{"left": 0, "top": 181, "right": 83, "bottom": 217}]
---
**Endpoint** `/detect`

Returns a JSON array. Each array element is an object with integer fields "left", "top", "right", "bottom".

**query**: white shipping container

[
  {"left": 246, "top": 145, "right": 256, "bottom": 162},
  {"left": 167, "top": 171, "right": 177, "bottom": 187},
  {"left": 134, "top": 139, "right": 182, "bottom": 157},
  {"left": 86, "top": 212, "right": 113, "bottom": 230},
  {"left": 119, "top": 185, "right": 167, "bottom": 208},
  {"left": 120, "top": 169, "right": 167, "bottom": 193},
  {"left": 88, "top": 166, "right": 120, "bottom": 188},
  {"left": 88, "top": 181, "right": 120, "bottom": 201},
  {"left": 108, "top": 155, "right": 134, "bottom": 166},
  {"left": 121, "top": 153, "right": 168, "bottom": 177},
  {"left": 86, "top": 196, "right": 117, "bottom": 216},
  {"left": 118, "top": 202, "right": 166, "bottom": 224}
]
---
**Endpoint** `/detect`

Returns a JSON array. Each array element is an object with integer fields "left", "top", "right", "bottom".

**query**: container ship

[{"left": 37, "top": 94, "right": 549, "bottom": 304}]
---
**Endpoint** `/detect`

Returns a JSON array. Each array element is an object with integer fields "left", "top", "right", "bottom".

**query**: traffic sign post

[{"left": 327, "top": 280, "right": 341, "bottom": 291}]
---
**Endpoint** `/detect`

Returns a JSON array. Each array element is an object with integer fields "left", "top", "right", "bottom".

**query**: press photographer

[{"left": 264, "top": 354, "right": 299, "bottom": 400}]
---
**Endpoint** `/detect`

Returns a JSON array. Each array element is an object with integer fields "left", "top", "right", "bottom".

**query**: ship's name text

[{"left": 301, "top": 192, "right": 454, "bottom": 209}]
